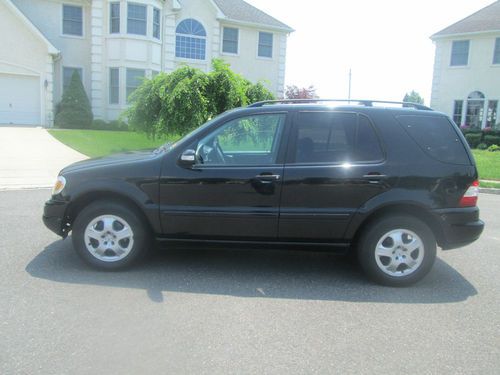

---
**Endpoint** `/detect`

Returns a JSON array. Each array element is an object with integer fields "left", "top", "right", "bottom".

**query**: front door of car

[
  {"left": 279, "top": 110, "right": 397, "bottom": 241},
  {"left": 159, "top": 112, "right": 289, "bottom": 240}
]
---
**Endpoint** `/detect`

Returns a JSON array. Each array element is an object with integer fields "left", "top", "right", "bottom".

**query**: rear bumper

[
  {"left": 433, "top": 207, "right": 484, "bottom": 250},
  {"left": 42, "top": 198, "right": 68, "bottom": 237}
]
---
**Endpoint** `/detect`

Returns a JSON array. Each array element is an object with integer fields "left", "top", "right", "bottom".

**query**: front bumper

[
  {"left": 433, "top": 207, "right": 484, "bottom": 250},
  {"left": 42, "top": 198, "right": 69, "bottom": 237}
]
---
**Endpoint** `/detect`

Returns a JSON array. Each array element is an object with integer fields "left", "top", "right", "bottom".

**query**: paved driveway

[
  {"left": 0, "top": 189, "right": 498, "bottom": 374},
  {"left": 0, "top": 127, "right": 86, "bottom": 190}
]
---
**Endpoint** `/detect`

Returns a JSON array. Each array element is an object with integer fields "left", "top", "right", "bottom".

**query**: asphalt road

[{"left": 1, "top": 189, "right": 499, "bottom": 374}]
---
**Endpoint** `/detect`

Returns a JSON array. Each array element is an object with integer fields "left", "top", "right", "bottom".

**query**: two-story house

[
  {"left": 430, "top": 0, "right": 500, "bottom": 129},
  {"left": 0, "top": 0, "right": 293, "bottom": 127}
]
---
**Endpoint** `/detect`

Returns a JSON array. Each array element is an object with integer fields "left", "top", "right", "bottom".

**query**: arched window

[
  {"left": 175, "top": 19, "right": 206, "bottom": 60},
  {"left": 466, "top": 91, "right": 485, "bottom": 128}
]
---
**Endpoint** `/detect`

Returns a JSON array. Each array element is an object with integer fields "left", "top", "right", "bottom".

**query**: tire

[
  {"left": 357, "top": 215, "right": 436, "bottom": 287},
  {"left": 72, "top": 201, "right": 150, "bottom": 270}
]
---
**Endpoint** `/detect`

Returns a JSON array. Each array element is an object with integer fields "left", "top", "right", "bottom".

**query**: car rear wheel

[
  {"left": 357, "top": 215, "right": 436, "bottom": 286},
  {"left": 72, "top": 201, "right": 150, "bottom": 270}
]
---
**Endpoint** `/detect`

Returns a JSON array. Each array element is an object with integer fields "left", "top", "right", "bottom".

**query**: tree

[
  {"left": 285, "top": 85, "right": 318, "bottom": 99},
  {"left": 403, "top": 90, "right": 425, "bottom": 105},
  {"left": 55, "top": 71, "right": 93, "bottom": 129},
  {"left": 125, "top": 59, "right": 275, "bottom": 139}
]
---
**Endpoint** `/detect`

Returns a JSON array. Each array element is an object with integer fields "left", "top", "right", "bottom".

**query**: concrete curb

[{"left": 480, "top": 188, "right": 500, "bottom": 195}]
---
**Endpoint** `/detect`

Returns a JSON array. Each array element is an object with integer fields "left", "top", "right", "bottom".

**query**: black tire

[
  {"left": 357, "top": 215, "right": 436, "bottom": 287},
  {"left": 72, "top": 201, "right": 150, "bottom": 270}
]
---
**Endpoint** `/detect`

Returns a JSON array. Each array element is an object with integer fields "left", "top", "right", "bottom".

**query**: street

[{"left": 1, "top": 189, "right": 499, "bottom": 374}]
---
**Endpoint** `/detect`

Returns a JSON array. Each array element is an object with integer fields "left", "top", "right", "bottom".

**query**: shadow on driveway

[{"left": 26, "top": 238, "right": 477, "bottom": 304}]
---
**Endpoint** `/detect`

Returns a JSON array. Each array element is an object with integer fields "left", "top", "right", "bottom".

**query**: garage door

[{"left": 0, "top": 74, "right": 40, "bottom": 125}]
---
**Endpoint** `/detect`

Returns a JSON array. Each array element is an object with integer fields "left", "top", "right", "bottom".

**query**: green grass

[
  {"left": 48, "top": 129, "right": 178, "bottom": 158},
  {"left": 472, "top": 150, "right": 500, "bottom": 181},
  {"left": 479, "top": 180, "right": 500, "bottom": 189}
]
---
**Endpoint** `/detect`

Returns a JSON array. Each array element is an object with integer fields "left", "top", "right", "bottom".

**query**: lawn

[
  {"left": 48, "top": 129, "right": 178, "bottom": 158},
  {"left": 472, "top": 150, "right": 500, "bottom": 181}
]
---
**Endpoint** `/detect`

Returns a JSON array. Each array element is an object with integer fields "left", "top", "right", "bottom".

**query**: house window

[
  {"left": 465, "top": 91, "right": 485, "bottom": 128},
  {"left": 126, "top": 68, "right": 145, "bottom": 103},
  {"left": 62, "top": 5, "right": 83, "bottom": 36},
  {"left": 63, "top": 67, "right": 83, "bottom": 92},
  {"left": 453, "top": 100, "right": 463, "bottom": 125},
  {"left": 258, "top": 32, "right": 273, "bottom": 58},
  {"left": 127, "top": 3, "right": 147, "bottom": 36},
  {"left": 175, "top": 19, "right": 206, "bottom": 60},
  {"left": 109, "top": 68, "right": 120, "bottom": 104},
  {"left": 222, "top": 27, "right": 238, "bottom": 54},
  {"left": 493, "top": 38, "right": 500, "bottom": 64},
  {"left": 487, "top": 100, "right": 498, "bottom": 128},
  {"left": 153, "top": 8, "right": 161, "bottom": 39},
  {"left": 450, "top": 40, "right": 469, "bottom": 66},
  {"left": 110, "top": 2, "right": 120, "bottom": 34}
]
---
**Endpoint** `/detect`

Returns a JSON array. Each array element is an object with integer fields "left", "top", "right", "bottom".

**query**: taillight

[{"left": 459, "top": 180, "right": 479, "bottom": 207}]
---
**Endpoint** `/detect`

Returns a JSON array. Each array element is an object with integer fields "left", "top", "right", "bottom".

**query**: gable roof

[
  {"left": 432, "top": 1, "right": 500, "bottom": 38},
  {"left": 4, "top": 0, "right": 59, "bottom": 54},
  {"left": 212, "top": 0, "right": 294, "bottom": 32}
]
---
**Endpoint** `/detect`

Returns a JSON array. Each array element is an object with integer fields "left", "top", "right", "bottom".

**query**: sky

[{"left": 245, "top": 0, "right": 495, "bottom": 104}]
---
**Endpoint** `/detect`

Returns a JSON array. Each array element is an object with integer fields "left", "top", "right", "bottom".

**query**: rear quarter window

[{"left": 396, "top": 115, "right": 470, "bottom": 165}]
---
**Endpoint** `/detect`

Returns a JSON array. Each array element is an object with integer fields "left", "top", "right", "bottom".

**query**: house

[
  {"left": 430, "top": 0, "right": 500, "bottom": 129},
  {"left": 0, "top": 0, "right": 293, "bottom": 127}
]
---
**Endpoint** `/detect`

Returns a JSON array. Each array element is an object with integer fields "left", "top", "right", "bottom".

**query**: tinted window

[
  {"left": 396, "top": 115, "right": 470, "bottom": 165},
  {"left": 293, "top": 112, "right": 383, "bottom": 164}
]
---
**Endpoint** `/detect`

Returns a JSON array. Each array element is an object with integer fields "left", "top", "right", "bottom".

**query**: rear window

[{"left": 396, "top": 115, "right": 470, "bottom": 165}]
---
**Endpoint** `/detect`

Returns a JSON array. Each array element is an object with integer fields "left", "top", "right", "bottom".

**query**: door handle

[
  {"left": 254, "top": 174, "right": 281, "bottom": 182},
  {"left": 362, "top": 173, "right": 388, "bottom": 184}
]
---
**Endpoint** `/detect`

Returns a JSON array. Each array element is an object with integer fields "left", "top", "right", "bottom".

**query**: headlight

[{"left": 52, "top": 176, "right": 66, "bottom": 195}]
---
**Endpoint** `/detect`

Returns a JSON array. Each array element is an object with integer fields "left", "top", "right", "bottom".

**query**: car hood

[{"left": 60, "top": 149, "right": 159, "bottom": 174}]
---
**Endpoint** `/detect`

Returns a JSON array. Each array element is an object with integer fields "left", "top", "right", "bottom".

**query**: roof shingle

[
  {"left": 432, "top": 1, "right": 500, "bottom": 37},
  {"left": 213, "top": 0, "right": 293, "bottom": 32}
]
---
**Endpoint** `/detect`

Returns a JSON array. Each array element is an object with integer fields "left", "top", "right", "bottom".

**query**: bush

[
  {"left": 55, "top": 71, "right": 93, "bottom": 129},
  {"left": 90, "top": 119, "right": 109, "bottom": 130},
  {"left": 483, "top": 135, "right": 500, "bottom": 146},
  {"left": 477, "top": 143, "right": 488, "bottom": 150},
  {"left": 487, "top": 144, "right": 500, "bottom": 152},
  {"left": 464, "top": 133, "right": 482, "bottom": 148},
  {"left": 125, "top": 59, "right": 274, "bottom": 139}
]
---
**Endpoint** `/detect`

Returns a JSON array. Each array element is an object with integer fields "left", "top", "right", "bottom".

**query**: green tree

[
  {"left": 55, "top": 71, "right": 93, "bottom": 129},
  {"left": 403, "top": 90, "right": 425, "bottom": 105}
]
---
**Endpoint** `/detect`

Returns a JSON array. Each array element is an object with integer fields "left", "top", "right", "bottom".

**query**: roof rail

[{"left": 248, "top": 99, "right": 433, "bottom": 111}]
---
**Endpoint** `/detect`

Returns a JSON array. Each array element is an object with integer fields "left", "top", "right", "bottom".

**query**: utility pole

[{"left": 348, "top": 68, "right": 352, "bottom": 102}]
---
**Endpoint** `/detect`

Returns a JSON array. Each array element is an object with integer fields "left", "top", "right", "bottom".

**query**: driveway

[
  {"left": 0, "top": 127, "right": 86, "bottom": 190},
  {"left": 0, "top": 189, "right": 499, "bottom": 374}
]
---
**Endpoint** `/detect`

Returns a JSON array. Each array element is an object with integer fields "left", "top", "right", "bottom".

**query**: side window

[
  {"left": 197, "top": 114, "right": 286, "bottom": 166},
  {"left": 396, "top": 115, "right": 470, "bottom": 165},
  {"left": 293, "top": 112, "right": 383, "bottom": 164}
]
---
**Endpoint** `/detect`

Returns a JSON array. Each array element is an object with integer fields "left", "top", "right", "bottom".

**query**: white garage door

[{"left": 0, "top": 74, "right": 41, "bottom": 125}]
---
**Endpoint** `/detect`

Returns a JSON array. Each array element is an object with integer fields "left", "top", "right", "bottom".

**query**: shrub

[
  {"left": 487, "top": 144, "right": 500, "bottom": 152},
  {"left": 477, "top": 143, "right": 488, "bottom": 150},
  {"left": 109, "top": 120, "right": 129, "bottom": 131},
  {"left": 464, "top": 133, "right": 482, "bottom": 148},
  {"left": 55, "top": 71, "right": 93, "bottom": 129},
  {"left": 91, "top": 119, "right": 109, "bottom": 130},
  {"left": 483, "top": 135, "right": 500, "bottom": 146}
]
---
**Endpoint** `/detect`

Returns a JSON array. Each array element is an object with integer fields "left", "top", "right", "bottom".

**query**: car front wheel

[
  {"left": 72, "top": 201, "right": 150, "bottom": 270},
  {"left": 357, "top": 215, "right": 437, "bottom": 286}
]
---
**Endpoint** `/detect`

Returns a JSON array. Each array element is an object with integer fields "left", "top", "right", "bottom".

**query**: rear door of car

[{"left": 278, "top": 110, "right": 396, "bottom": 242}]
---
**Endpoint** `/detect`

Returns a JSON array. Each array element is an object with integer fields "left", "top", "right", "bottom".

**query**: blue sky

[{"left": 246, "top": 0, "right": 494, "bottom": 103}]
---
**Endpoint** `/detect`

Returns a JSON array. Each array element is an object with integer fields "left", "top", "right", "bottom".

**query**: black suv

[{"left": 43, "top": 100, "right": 484, "bottom": 286}]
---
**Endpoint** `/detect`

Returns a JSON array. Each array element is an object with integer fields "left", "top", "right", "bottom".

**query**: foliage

[
  {"left": 472, "top": 150, "right": 500, "bottom": 180},
  {"left": 403, "top": 90, "right": 424, "bottom": 105},
  {"left": 477, "top": 143, "right": 488, "bottom": 150},
  {"left": 488, "top": 144, "right": 500, "bottom": 152},
  {"left": 285, "top": 85, "right": 318, "bottom": 99},
  {"left": 54, "top": 71, "right": 93, "bottom": 129},
  {"left": 465, "top": 133, "right": 482, "bottom": 148},
  {"left": 90, "top": 119, "right": 129, "bottom": 131},
  {"left": 484, "top": 135, "right": 500, "bottom": 146},
  {"left": 125, "top": 59, "right": 275, "bottom": 139}
]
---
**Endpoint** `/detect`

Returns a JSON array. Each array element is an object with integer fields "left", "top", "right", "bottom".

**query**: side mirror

[{"left": 178, "top": 149, "right": 196, "bottom": 168}]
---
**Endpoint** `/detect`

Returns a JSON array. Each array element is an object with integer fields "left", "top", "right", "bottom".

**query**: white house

[
  {"left": 0, "top": 0, "right": 293, "bottom": 127},
  {"left": 430, "top": 0, "right": 500, "bottom": 129}
]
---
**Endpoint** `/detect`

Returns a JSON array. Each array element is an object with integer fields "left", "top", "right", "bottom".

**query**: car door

[
  {"left": 278, "top": 110, "right": 397, "bottom": 242},
  {"left": 159, "top": 112, "right": 289, "bottom": 240}
]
